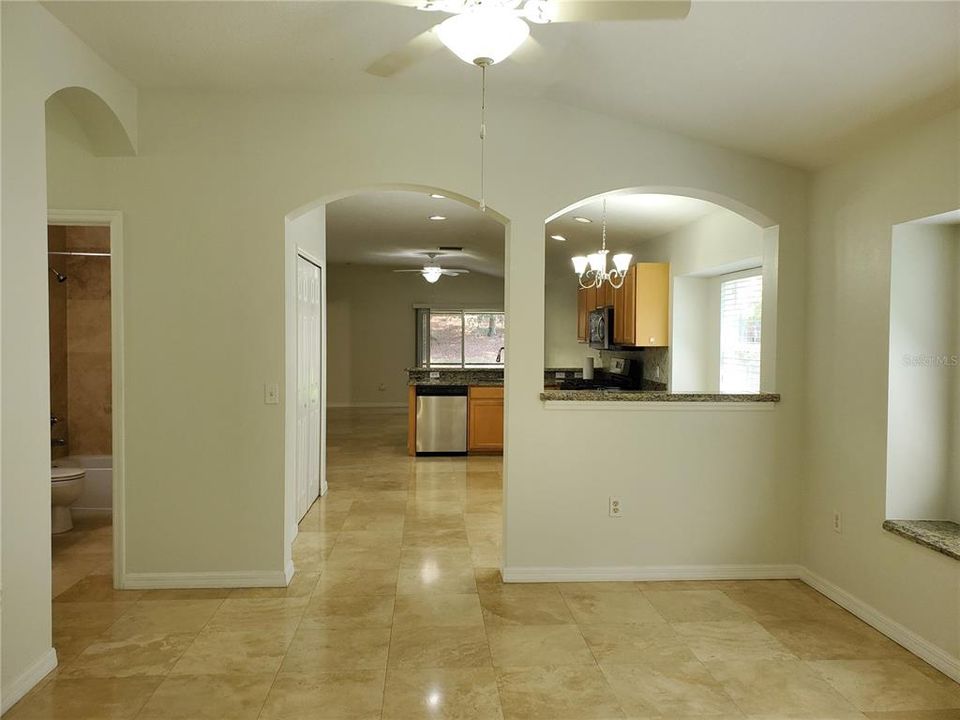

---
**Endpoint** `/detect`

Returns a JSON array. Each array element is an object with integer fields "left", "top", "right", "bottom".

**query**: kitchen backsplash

[{"left": 599, "top": 347, "right": 670, "bottom": 388}]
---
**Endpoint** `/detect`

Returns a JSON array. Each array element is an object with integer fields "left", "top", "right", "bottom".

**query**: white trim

[
  {"left": 542, "top": 400, "right": 778, "bottom": 412},
  {"left": 121, "top": 570, "right": 290, "bottom": 590},
  {"left": 285, "top": 560, "right": 296, "bottom": 585},
  {"left": 801, "top": 568, "right": 960, "bottom": 683},
  {"left": 1, "top": 648, "right": 58, "bottom": 714},
  {"left": 327, "top": 402, "right": 407, "bottom": 409},
  {"left": 502, "top": 564, "right": 803, "bottom": 583},
  {"left": 47, "top": 210, "right": 126, "bottom": 592}
]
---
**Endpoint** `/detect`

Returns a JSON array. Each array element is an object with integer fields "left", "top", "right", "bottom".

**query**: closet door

[{"left": 297, "top": 256, "right": 322, "bottom": 521}]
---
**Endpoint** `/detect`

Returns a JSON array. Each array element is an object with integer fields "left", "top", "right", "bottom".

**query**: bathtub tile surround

[
  {"left": 16, "top": 408, "right": 957, "bottom": 719},
  {"left": 48, "top": 226, "right": 70, "bottom": 460},
  {"left": 65, "top": 225, "right": 112, "bottom": 456}
]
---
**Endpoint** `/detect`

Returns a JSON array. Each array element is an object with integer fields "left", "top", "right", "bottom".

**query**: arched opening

[
  {"left": 284, "top": 185, "right": 510, "bottom": 584},
  {"left": 543, "top": 187, "right": 779, "bottom": 395},
  {"left": 47, "top": 86, "right": 136, "bottom": 157}
]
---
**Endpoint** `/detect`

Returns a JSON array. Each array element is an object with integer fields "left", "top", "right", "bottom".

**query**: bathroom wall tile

[{"left": 65, "top": 225, "right": 110, "bottom": 253}]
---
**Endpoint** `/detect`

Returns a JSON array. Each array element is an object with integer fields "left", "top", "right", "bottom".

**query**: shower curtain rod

[{"left": 47, "top": 251, "right": 111, "bottom": 257}]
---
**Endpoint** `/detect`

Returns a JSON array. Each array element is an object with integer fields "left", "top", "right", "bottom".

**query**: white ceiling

[
  {"left": 326, "top": 191, "right": 505, "bottom": 275},
  {"left": 326, "top": 190, "right": 725, "bottom": 277},
  {"left": 545, "top": 193, "right": 723, "bottom": 273},
  {"left": 43, "top": 1, "right": 960, "bottom": 168}
]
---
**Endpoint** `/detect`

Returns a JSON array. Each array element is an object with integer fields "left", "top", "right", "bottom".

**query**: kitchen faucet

[{"left": 496, "top": 346, "right": 505, "bottom": 363}]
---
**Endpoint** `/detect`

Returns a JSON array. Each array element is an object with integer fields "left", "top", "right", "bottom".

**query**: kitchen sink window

[
  {"left": 416, "top": 308, "right": 505, "bottom": 368},
  {"left": 719, "top": 273, "right": 763, "bottom": 393}
]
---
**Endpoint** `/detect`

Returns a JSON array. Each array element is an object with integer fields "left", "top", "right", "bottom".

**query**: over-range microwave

[{"left": 589, "top": 307, "right": 613, "bottom": 349}]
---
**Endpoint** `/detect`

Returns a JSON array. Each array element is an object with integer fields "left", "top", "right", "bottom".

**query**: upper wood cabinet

[
  {"left": 611, "top": 262, "right": 670, "bottom": 348},
  {"left": 577, "top": 287, "right": 589, "bottom": 342}
]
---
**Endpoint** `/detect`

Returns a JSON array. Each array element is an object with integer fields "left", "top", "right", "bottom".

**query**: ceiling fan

[
  {"left": 366, "top": 0, "right": 692, "bottom": 76},
  {"left": 393, "top": 253, "right": 471, "bottom": 283}
]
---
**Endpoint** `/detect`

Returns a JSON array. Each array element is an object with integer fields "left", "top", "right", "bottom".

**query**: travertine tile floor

[{"left": 11, "top": 407, "right": 960, "bottom": 719}]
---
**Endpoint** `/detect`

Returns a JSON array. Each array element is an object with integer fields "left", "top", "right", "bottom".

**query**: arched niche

[{"left": 46, "top": 86, "right": 136, "bottom": 157}]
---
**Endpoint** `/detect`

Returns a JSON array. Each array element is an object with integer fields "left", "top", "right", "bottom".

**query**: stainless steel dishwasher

[{"left": 415, "top": 385, "right": 467, "bottom": 454}]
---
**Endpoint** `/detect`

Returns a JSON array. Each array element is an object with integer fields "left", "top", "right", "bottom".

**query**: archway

[{"left": 283, "top": 184, "right": 512, "bottom": 579}]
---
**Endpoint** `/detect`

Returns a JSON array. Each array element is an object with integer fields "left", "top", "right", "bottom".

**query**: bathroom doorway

[{"left": 47, "top": 210, "right": 125, "bottom": 595}]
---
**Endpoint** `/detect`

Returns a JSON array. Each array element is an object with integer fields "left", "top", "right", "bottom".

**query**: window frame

[
  {"left": 416, "top": 306, "right": 506, "bottom": 369},
  {"left": 718, "top": 268, "right": 763, "bottom": 394}
]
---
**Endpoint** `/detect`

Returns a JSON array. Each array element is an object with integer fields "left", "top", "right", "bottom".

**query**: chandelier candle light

[{"left": 572, "top": 199, "right": 632, "bottom": 289}]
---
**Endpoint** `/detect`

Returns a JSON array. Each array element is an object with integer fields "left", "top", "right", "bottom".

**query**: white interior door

[{"left": 297, "top": 255, "right": 322, "bottom": 520}]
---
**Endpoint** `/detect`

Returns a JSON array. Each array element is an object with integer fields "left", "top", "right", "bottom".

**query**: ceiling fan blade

[
  {"left": 548, "top": 0, "right": 691, "bottom": 22},
  {"left": 365, "top": 27, "right": 445, "bottom": 77},
  {"left": 393, "top": 269, "right": 426, "bottom": 273},
  {"left": 440, "top": 269, "right": 471, "bottom": 275},
  {"left": 509, "top": 35, "right": 546, "bottom": 65}
]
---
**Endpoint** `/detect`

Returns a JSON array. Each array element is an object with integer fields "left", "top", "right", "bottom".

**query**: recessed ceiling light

[
  {"left": 550, "top": 234, "right": 567, "bottom": 242},
  {"left": 573, "top": 216, "right": 592, "bottom": 224},
  {"left": 429, "top": 215, "right": 447, "bottom": 221},
  {"left": 430, "top": 193, "right": 446, "bottom": 199}
]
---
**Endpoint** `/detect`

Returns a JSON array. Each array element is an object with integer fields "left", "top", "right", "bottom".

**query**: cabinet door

[
  {"left": 635, "top": 263, "right": 670, "bottom": 347},
  {"left": 576, "top": 287, "right": 588, "bottom": 342},
  {"left": 585, "top": 284, "right": 598, "bottom": 312},
  {"left": 468, "top": 387, "right": 504, "bottom": 453},
  {"left": 612, "top": 280, "right": 625, "bottom": 345},
  {"left": 622, "top": 265, "right": 637, "bottom": 346}
]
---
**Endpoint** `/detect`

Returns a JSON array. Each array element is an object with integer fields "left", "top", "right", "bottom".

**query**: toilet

[{"left": 51, "top": 465, "right": 85, "bottom": 534}]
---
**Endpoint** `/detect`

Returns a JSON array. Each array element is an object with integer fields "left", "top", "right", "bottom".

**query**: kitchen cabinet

[
  {"left": 611, "top": 262, "right": 670, "bottom": 347},
  {"left": 467, "top": 386, "right": 503, "bottom": 454},
  {"left": 577, "top": 287, "right": 589, "bottom": 342}
]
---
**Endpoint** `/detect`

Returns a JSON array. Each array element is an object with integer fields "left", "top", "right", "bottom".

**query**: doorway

[{"left": 296, "top": 253, "right": 323, "bottom": 521}]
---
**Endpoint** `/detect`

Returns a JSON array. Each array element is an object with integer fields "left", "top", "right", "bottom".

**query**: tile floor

[{"left": 10, "top": 407, "right": 960, "bottom": 719}]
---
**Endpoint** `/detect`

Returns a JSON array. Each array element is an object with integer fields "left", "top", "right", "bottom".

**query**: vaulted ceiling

[{"left": 44, "top": 0, "right": 960, "bottom": 168}]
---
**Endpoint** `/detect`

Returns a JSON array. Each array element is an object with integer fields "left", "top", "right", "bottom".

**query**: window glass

[
  {"left": 719, "top": 274, "right": 762, "bottom": 393},
  {"left": 428, "top": 312, "right": 463, "bottom": 367},
  {"left": 464, "top": 312, "right": 506, "bottom": 365}
]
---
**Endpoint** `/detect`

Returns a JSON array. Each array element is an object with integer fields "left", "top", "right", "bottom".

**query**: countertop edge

[
  {"left": 539, "top": 391, "right": 781, "bottom": 403},
  {"left": 882, "top": 520, "right": 960, "bottom": 561}
]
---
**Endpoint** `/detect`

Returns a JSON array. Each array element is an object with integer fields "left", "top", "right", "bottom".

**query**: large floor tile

[
  {"left": 280, "top": 625, "right": 392, "bottom": 672},
  {"left": 259, "top": 670, "right": 386, "bottom": 720},
  {"left": 495, "top": 664, "right": 626, "bottom": 719},
  {"left": 560, "top": 587, "right": 664, "bottom": 625},
  {"left": 479, "top": 585, "right": 575, "bottom": 626},
  {"left": 382, "top": 667, "right": 504, "bottom": 720},
  {"left": 4, "top": 677, "right": 161, "bottom": 720},
  {"left": 136, "top": 673, "right": 274, "bottom": 719},
  {"left": 707, "top": 658, "right": 861, "bottom": 716},
  {"left": 393, "top": 592, "right": 485, "bottom": 629},
  {"left": 810, "top": 659, "right": 960, "bottom": 712},
  {"left": 204, "top": 597, "right": 308, "bottom": 633},
  {"left": 486, "top": 624, "right": 595, "bottom": 667},
  {"left": 169, "top": 627, "right": 295, "bottom": 675},
  {"left": 601, "top": 658, "right": 741, "bottom": 717},
  {"left": 104, "top": 600, "right": 222, "bottom": 638},
  {"left": 644, "top": 589, "right": 752, "bottom": 623},
  {"left": 301, "top": 593, "right": 396, "bottom": 628},
  {"left": 314, "top": 566, "right": 399, "bottom": 596},
  {"left": 580, "top": 622, "right": 692, "bottom": 666},
  {"left": 59, "top": 633, "right": 195, "bottom": 678},
  {"left": 388, "top": 624, "right": 493, "bottom": 669},
  {"left": 673, "top": 620, "right": 797, "bottom": 663}
]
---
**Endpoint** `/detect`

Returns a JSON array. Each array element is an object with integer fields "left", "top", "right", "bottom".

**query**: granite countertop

[
  {"left": 540, "top": 389, "right": 781, "bottom": 402},
  {"left": 882, "top": 519, "right": 960, "bottom": 561},
  {"left": 407, "top": 367, "right": 503, "bottom": 386}
]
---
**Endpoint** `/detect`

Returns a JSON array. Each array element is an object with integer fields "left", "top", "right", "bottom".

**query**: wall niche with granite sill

[{"left": 886, "top": 213, "right": 960, "bottom": 536}]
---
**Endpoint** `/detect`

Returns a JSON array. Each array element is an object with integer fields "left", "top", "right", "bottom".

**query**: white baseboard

[
  {"left": 502, "top": 563, "right": 803, "bottom": 583},
  {"left": 327, "top": 402, "right": 406, "bottom": 409},
  {"left": 120, "top": 569, "right": 289, "bottom": 590},
  {"left": 284, "top": 560, "right": 295, "bottom": 585},
  {"left": 1, "top": 647, "right": 58, "bottom": 714},
  {"left": 801, "top": 568, "right": 960, "bottom": 683}
]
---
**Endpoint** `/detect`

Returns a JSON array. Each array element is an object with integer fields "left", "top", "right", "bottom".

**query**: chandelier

[{"left": 571, "top": 199, "right": 632, "bottom": 290}]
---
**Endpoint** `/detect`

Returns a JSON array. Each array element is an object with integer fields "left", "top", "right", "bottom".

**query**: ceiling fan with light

[
  {"left": 393, "top": 253, "right": 471, "bottom": 283},
  {"left": 366, "top": 0, "right": 692, "bottom": 77}
]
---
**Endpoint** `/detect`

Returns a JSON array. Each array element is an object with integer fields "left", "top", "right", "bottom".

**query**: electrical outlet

[
  {"left": 832, "top": 511, "right": 842, "bottom": 534},
  {"left": 264, "top": 383, "right": 280, "bottom": 405},
  {"left": 609, "top": 496, "right": 623, "bottom": 518},
  {"left": 555, "top": 371, "right": 566, "bottom": 379},
  {"left": 430, "top": 371, "right": 440, "bottom": 379}
]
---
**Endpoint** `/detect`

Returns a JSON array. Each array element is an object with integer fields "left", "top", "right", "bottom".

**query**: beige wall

[
  {"left": 65, "top": 226, "right": 112, "bottom": 455},
  {"left": 327, "top": 264, "right": 504, "bottom": 407},
  {"left": 805, "top": 109, "right": 960, "bottom": 662},
  {"left": 1, "top": 3, "right": 137, "bottom": 705}
]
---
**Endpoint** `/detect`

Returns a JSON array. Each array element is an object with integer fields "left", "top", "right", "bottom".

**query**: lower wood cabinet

[{"left": 468, "top": 386, "right": 504, "bottom": 454}]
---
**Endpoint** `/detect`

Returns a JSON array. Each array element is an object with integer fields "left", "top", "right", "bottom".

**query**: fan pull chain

[{"left": 479, "top": 62, "right": 486, "bottom": 213}]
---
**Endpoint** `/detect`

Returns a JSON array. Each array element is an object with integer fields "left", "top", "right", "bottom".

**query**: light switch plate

[
  {"left": 264, "top": 383, "right": 280, "bottom": 405},
  {"left": 555, "top": 372, "right": 566, "bottom": 379}
]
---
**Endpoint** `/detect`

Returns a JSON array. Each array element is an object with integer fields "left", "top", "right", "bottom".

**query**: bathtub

[{"left": 56, "top": 454, "right": 112, "bottom": 513}]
